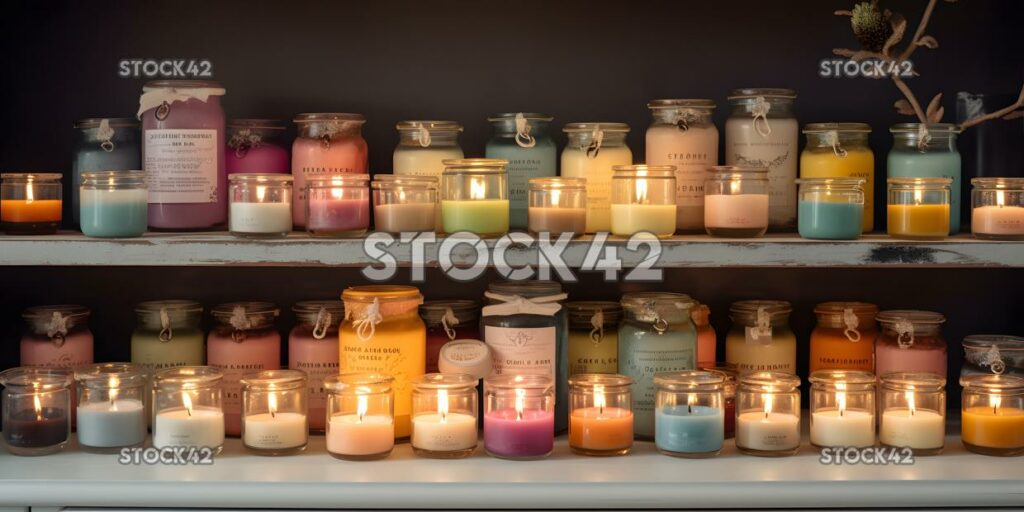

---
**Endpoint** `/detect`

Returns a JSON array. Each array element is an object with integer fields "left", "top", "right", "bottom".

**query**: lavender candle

[
  {"left": 483, "top": 375, "right": 555, "bottom": 460},
  {"left": 306, "top": 174, "right": 370, "bottom": 237}
]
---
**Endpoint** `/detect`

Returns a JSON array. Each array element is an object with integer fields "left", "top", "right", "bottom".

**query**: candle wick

[
  {"left": 186, "top": 407, "right": 192, "bottom": 417},
  {"left": 764, "top": 410, "right": 768, "bottom": 420},
  {"left": 688, "top": 404, "right": 692, "bottom": 414},
  {"left": 517, "top": 409, "right": 522, "bottom": 421},
  {"left": 271, "top": 409, "right": 276, "bottom": 419},
  {"left": 840, "top": 408, "right": 844, "bottom": 418},
  {"left": 994, "top": 404, "right": 998, "bottom": 415}
]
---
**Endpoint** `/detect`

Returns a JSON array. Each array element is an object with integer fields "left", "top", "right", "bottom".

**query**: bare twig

[
  {"left": 893, "top": 76, "right": 928, "bottom": 123},
  {"left": 959, "top": 84, "right": 1024, "bottom": 130},
  {"left": 899, "top": 0, "right": 939, "bottom": 62}
]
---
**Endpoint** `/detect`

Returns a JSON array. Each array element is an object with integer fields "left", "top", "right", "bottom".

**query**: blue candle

[
  {"left": 655, "top": 404, "right": 724, "bottom": 456},
  {"left": 486, "top": 114, "right": 558, "bottom": 230},
  {"left": 80, "top": 171, "right": 148, "bottom": 238},
  {"left": 798, "top": 200, "right": 863, "bottom": 240},
  {"left": 72, "top": 119, "right": 142, "bottom": 224}
]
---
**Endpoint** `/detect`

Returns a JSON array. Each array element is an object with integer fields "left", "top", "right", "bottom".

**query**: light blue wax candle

[
  {"left": 655, "top": 404, "right": 724, "bottom": 455},
  {"left": 72, "top": 120, "right": 142, "bottom": 224},
  {"left": 80, "top": 187, "right": 148, "bottom": 238},
  {"left": 486, "top": 114, "right": 558, "bottom": 230},
  {"left": 798, "top": 200, "right": 863, "bottom": 240}
]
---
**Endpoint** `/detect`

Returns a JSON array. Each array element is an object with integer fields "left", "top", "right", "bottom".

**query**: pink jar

[
  {"left": 20, "top": 305, "right": 93, "bottom": 369},
  {"left": 207, "top": 302, "right": 281, "bottom": 436},
  {"left": 288, "top": 300, "right": 344, "bottom": 432},
  {"left": 875, "top": 310, "right": 947, "bottom": 377},
  {"left": 419, "top": 300, "right": 482, "bottom": 374},
  {"left": 692, "top": 303, "right": 717, "bottom": 368},
  {"left": 291, "top": 113, "right": 368, "bottom": 227},
  {"left": 139, "top": 80, "right": 227, "bottom": 230},
  {"left": 226, "top": 119, "right": 290, "bottom": 174}
]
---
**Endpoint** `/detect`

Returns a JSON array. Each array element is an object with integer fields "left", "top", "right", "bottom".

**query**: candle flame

[
  {"left": 594, "top": 384, "right": 606, "bottom": 414},
  {"left": 687, "top": 393, "right": 696, "bottom": 414},
  {"left": 836, "top": 382, "right": 847, "bottom": 417},
  {"left": 514, "top": 387, "right": 526, "bottom": 421},
  {"left": 914, "top": 189, "right": 923, "bottom": 206},
  {"left": 25, "top": 182, "right": 34, "bottom": 203},
  {"left": 991, "top": 394, "right": 1002, "bottom": 415},
  {"left": 438, "top": 388, "right": 449, "bottom": 423},
  {"left": 109, "top": 376, "right": 120, "bottom": 407},
  {"left": 550, "top": 188, "right": 561, "bottom": 207},
  {"left": 33, "top": 394, "right": 42, "bottom": 421},
  {"left": 398, "top": 189, "right": 407, "bottom": 203},
  {"left": 996, "top": 190, "right": 1006, "bottom": 208},
  {"left": 763, "top": 393, "right": 773, "bottom": 418},
  {"left": 256, "top": 185, "right": 267, "bottom": 202},
  {"left": 356, "top": 393, "right": 368, "bottom": 423},
  {"left": 635, "top": 170, "right": 648, "bottom": 204},
  {"left": 470, "top": 178, "right": 486, "bottom": 200},
  {"left": 331, "top": 176, "right": 344, "bottom": 199},
  {"left": 182, "top": 391, "right": 193, "bottom": 417},
  {"left": 268, "top": 392, "right": 278, "bottom": 418},
  {"left": 906, "top": 390, "right": 916, "bottom": 416},
  {"left": 729, "top": 178, "right": 741, "bottom": 195}
]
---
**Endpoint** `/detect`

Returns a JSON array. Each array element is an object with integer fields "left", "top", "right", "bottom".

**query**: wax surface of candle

[
  {"left": 441, "top": 199, "right": 510, "bottom": 235},
  {"left": 560, "top": 146, "right": 632, "bottom": 233},
  {"left": 528, "top": 206, "right": 586, "bottom": 236},
  {"left": 308, "top": 197, "right": 370, "bottom": 233},
  {"left": 0, "top": 199, "right": 62, "bottom": 223},
  {"left": 80, "top": 188, "right": 148, "bottom": 238},
  {"left": 484, "top": 408, "right": 555, "bottom": 458},
  {"left": 887, "top": 204, "right": 949, "bottom": 238},
  {"left": 76, "top": 398, "right": 146, "bottom": 448},
  {"left": 374, "top": 202, "right": 436, "bottom": 233},
  {"left": 327, "top": 413, "right": 394, "bottom": 456},
  {"left": 569, "top": 407, "right": 633, "bottom": 451},
  {"left": 736, "top": 411, "right": 800, "bottom": 451},
  {"left": 800, "top": 148, "right": 875, "bottom": 231},
  {"left": 810, "top": 409, "right": 875, "bottom": 448},
  {"left": 2, "top": 407, "right": 68, "bottom": 448},
  {"left": 879, "top": 408, "right": 944, "bottom": 450},
  {"left": 888, "top": 149, "right": 961, "bottom": 233},
  {"left": 609, "top": 204, "right": 677, "bottom": 237},
  {"left": 411, "top": 412, "right": 478, "bottom": 451},
  {"left": 704, "top": 194, "right": 769, "bottom": 229},
  {"left": 230, "top": 202, "right": 292, "bottom": 234},
  {"left": 655, "top": 405, "right": 724, "bottom": 454},
  {"left": 153, "top": 406, "right": 225, "bottom": 449},
  {"left": 798, "top": 200, "right": 863, "bottom": 240},
  {"left": 961, "top": 405, "right": 1024, "bottom": 449},
  {"left": 972, "top": 205, "right": 1024, "bottom": 236},
  {"left": 243, "top": 411, "right": 307, "bottom": 449}
]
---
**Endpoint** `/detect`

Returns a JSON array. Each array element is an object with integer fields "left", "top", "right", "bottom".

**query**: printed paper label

[
  {"left": 484, "top": 326, "right": 556, "bottom": 379},
  {"left": 145, "top": 129, "right": 219, "bottom": 203}
]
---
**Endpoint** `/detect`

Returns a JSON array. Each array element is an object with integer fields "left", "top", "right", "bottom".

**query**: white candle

[
  {"left": 76, "top": 398, "right": 146, "bottom": 448},
  {"left": 243, "top": 412, "right": 308, "bottom": 450},
  {"left": 411, "top": 412, "right": 478, "bottom": 452},
  {"left": 609, "top": 204, "right": 677, "bottom": 237},
  {"left": 736, "top": 411, "right": 800, "bottom": 452},
  {"left": 327, "top": 413, "right": 395, "bottom": 456},
  {"left": 153, "top": 406, "right": 225, "bottom": 449},
  {"left": 229, "top": 202, "right": 292, "bottom": 234},
  {"left": 880, "top": 408, "right": 945, "bottom": 450},
  {"left": 810, "top": 409, "right": 875, "bottom": 448},
  {"left": 972, "top": 205, "right": 1024, "bottom": 236},
  {"left": 704, "top": 194, "right": 769, "bottom": 229}
]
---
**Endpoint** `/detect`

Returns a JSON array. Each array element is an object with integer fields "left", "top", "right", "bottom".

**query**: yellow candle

[
  {"left": 801, "top": 148, "right": 874, "bottom": 231},
  {"left": 0, "top": 199, "right": 62, "bottom": 223},
  {"left": 962, "top": 405, "right": 1024, "bottom": 450},
  {"left": 887, "top": 204, "right": 949, "bottom": 239}
]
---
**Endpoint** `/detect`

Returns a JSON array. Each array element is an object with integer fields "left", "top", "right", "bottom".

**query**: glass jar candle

[
  {"left": 878, "top": 372, "right": 946, "bottom": 455},
  {"left": 809, "top": 302, "right": 878, "bottom": 374},
  {"left": 735, "top": 371, "right": 801, "bottom": 456},
  {"left": 80, "top": 170, "right": 148, "bottom": 238},
  {"left": 394, "top": 121, "right": 465, "bottom": 177},
  {"left": 875, "top": 310, "right": 947, "bottom": 377},
  {"left": 340, "top": 285, "right": 425, "bottom": 439},
  {"left": 240, "top": 369, "right": 308, "bottom": 456},
  {"left": 704, "top": 166, "right": 769, "bottom": 237},
  {"left": 420, "top": 300, "right": 481, "bottom": 374},
  {"left": 289, "top": 300, "right": 344, "bottom": 432},
  {"left": 700, "top": 363, "right": 737, "bottom": 438},
  {"left": 483, "top": 374, "right": 555, "bottom": 460},
  {"left": 692, "top": 303, "right": 716, "bottom": 368},
  {"left": 962, "top": 335, "right": 1024, "bottom": 378},
  {"left": 139, "top": 80, "right": 226, "bottom": 230},
  {"left": 561, "top": 123, "right": 633, "bottom": 233},
  {"left": 131, "top": 300, "right": 205, "bottom": 371},
  {"left": 72, "top": 118, "right": 141, "bottom": 224},
  {"left": 440, "top": 158, "right": 510, "bottom": 236},
  {"left": 291, "top": 113, "right": 368, "bottom": 227},
  {"left": 486, "top": 113, "right": 557, "bottom": 229},
  {"left": 568, "top": 373, "right": 634, "bottom": 456},
  {"left": 226, "top": 119, "right": 290, "bottom": 174},
  {"left": 887, "top": 177, "right": 952, "bottom": 240},
  {"left": 646, "top": 99, "right": 719, "bottom": 232},
  {"left": 324, "top": 373, "right": 395, "bottom": 460},
  {"left": 20, "top": 305, "right": 93, "bottom": 369},
  {"left": 567, "top": 301, "right": 622, "bottom": 376},
  {"left": 75, "top": 363, "right": 147, "bottom": 453},
  {"left": 800, "top": 123, "right": 875, "bottom": 232},
  {"left": 654, "top": 370, "right": 725, "bottom": 458},
  {"left": 372, "top": 175, "right": 438, "bottom": 234},
  {"left": 207, "top": 302, "right": 281, "bottom": 436},
  {"left": 796, "top": 178, "right": 865, "bottom": 240},
  {"left": 306, "top": 174, "right": 370, "bottom": 237},
  {"left": 151, "top": 366, "right": 225, "bottom": 453},
  {"left": 228, "top": 173, "right": 293, "bottom": 238},
  {"left": 0, "top": 368, "right": 71, "bottom": 456},
  {"left": 610, "top": 165, "right": 677, "bottom": 238},
  {"left": 1, "top": 173, "right": 62, "bottom": 235},
  {"left": 725, "top": 89, "right": 798, "bottom": 230},
  {"left": 618, "top": 292, "right": 697, "bottom": 439},
  {"left": 960, "top": 374, "right": 1024, "bottom": 456},
  {"left": 726, "top": 300, "right": 796, "bottom": 375},
  {"left": 971, "top": 177, "right": 1024, "bottom": 240},
  {"left": 528, "top": 177, "right": 587, "bottom": 237},
  {"left": 411, "top": 373, "right": 479, "bottom": 458},
  {"left": 809, "top": 370, "right": 876, "bottom": 449},
  {"left": 888, "top": 123, "right": 962, "bottom": 234}
]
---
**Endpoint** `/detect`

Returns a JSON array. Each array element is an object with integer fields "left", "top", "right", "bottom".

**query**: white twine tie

[
  {"left": 589, "top": 309, "right": 605, "bottom": 344},
  {"left": 482, "top": 292, "right": 567, "bottom": 317},
  {"left": 982, "top": 345, "right": 1006, "bottom": 375},
  {"left": 842, "top": 308, "right": 861, "bottom": 342},
  {"left": 312, "top": 307, "right": 332, "bottom": 340},
  {"left": 441, "top": 307, "right": 460, "bottom": 340},
  {"left": 351, "top": 298, "right": 383, "bottom": 342},
  {"left": 514, "top": 113, "right": 536, "bottom": 148},
  {"left": 159, "top": 307, "right": 173, "bottom": 342},
  {"left": 417, "top": 124, "right": 432, "bottom": 148},
  {"left": 229, "top": 306, "right": 252, "bottom": 343},
  {"left": 46, "top": 312, "right": 68, "bottom": 346},
  {"left": 917, "top": 124, "right": 932, "bottom": 153},
  {"left": 137, "top": 86, "right": 223, "bottom": 119},
  {"left": 824, "top": 130, "right": 848, "bottom": 158},
  {"left": 751, "top": 97, "right": 772, "bottom": 137},
  {"left": 97, "top": 119, "right": 115, "bottom": 152},
  {"left": 746, "top": 307, "right": 772, "bottom": 344},
  {"left": 585, "top": 127, "right": 604, "bottom": 159},
  {"left": 895, "top": 319, "right": 915, "bottom": 349}
]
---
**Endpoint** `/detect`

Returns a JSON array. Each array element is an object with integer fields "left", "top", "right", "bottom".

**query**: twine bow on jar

[
  {"left": 746, "top": 307, "right": 773, "bottom": 344},
  {"left": 481, "top": 292, "right": 567, "bottom": 317},
  {"left": 842, "top": 308, "right": 861, "bottom": 342},
  {"left": 514, "top": 113, "right": 536, "bottom": 148},
  {"left": 981, "top": 345, "right": 1006, "bottom": 375},
  {"left": 158, "top": 307, "right": 173, "bottom": 343},
  {"left": 751, "top": 96, "right": 772, "bottom": 138},
  {"left": 45, "top": 311, "right": 68, "bottom": 347},
  {"left": 894, "top": 319, "right": 915, "bottom": 349},
  {"left": 824, "top": 130, "right": 848, "bottom": 158},
  {"left": 585, "top": 127, "right": 604, "bottom": 159},
  {"left": 916, "top": 124, "right": 932, "bottom": 153},
  {"left": 672, "top": 109, "right": 700, "bottom": 132},
  {"left": 589, "top": 309, "right": 605, "bottom": 344},
  {"left": 229, "top": 305, "right": 252, "bottom": 343},
  {"left": 312, "top": 306, "right": 333, "bottom": 340},
  {"left": 228, "top": 128, "right": 263, "bottom": 159},
  {"left": 349, "top": 298, "right": 383, "bottom": 342},
  {"left": 97, "top": 118, "right": 116, "bottom": 152},
  {"left": 441, "top": 307, "right": 460, "bottom": 341},
  {"left": 417, "top": 124, "right": 432, "bottom": 148}
]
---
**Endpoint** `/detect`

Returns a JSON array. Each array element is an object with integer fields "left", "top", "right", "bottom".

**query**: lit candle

[
  {"left": 411, "top": 388, "right": 478, "bottom": 454},
  {"left": 962, "top": 393, "right": 1024, "bottom": 454},
  {"left": 307, "top": 175, "right": 371, "bottom": 236},
  {"left": 736, "top": 393, "right": 800, "bottom": 453},
  {"left": 887, "top": 179, "right": 951, "bottom": 239},
  {"left": 229, "top": 181, "right": 293, "bottom": 236},
  {"left": 879, "top": 389, "right": 945, "bottom": 451},
  {"left": 568, "top": 384, "right": 634, "bottom": 455},
  {"left": 76, "top": 375, "right": 146, "bottom": 450},
  {"left": 809, "top": 382, "right": 875, "bottom": 448},
  {"left": 610, "top": 167, "right": 677, "bottom": 237},
  {"left": 327, "top": 393, "right": 395, "bottom": 459},
  {"left": 153, "top": 391, "right": 226, "bottom": 450},
  {"left": 654, "top": 392, "right": 725, "bottom": 456},
  {"left": 441, "top": 177, "right": 510, "bottom": 235},
  {"left": 483, "top": 383, "right": 555, "bottom": 460},
  {"left": 972, "top": 189, "right": 1024, "bottom": 238},
  {"left": 527, "top": 183, "right": 587, "bottom": 237},
  {"left": 243, "top": 391, "right": 307, "bottom": 452},
  {"left": 0, "top": 173, "right": 63, "bottom": 235}
]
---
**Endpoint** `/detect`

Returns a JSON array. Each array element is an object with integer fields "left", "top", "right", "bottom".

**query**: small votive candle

[
  {"left": 307, "top": 174, "right": 370, "bottom": 237},
  {"left": 887, "top": 177, "right": 951, "bottom": 240},
  {"left": 228, "top": 173, "right": 293, "bottom": 238},
  {"left": 80, "top": 171, "right": 148, "bottom": 238},
  {"left": 735, "top": 371, "right": 801, "bottom": 457},
  {"left": 610, "top": 165, "right": 677, "bottom": 237},
  {"left": 568, "top": 373, "right": 634, "bottom": 456},
  {"left": 483, "top": 374, "right": 555, "bottom": 460},
  {"left": 654, "top": 371, "right": 726, "bottom": 458},
  {"left": 411, "top": 373, "right": 479, "bottom": 458},
  {"left": 809, "top": 370, "right": 876, "bottom": 450},
  {"left": 75, "top": 363, "right": 147, "bottom": 453},
  {"left": 241, "top": 369, "right": 308, "bottom": 456},
  {"left": 152, "top": 366, "right": 225, "bottom": 454},
  {"left": 324, "top": 373, "right": 395, "bottom": 460},
  {"left": 440, "top": 159, "right": 510, "bottom": 236},
  {"left": 1, "top": 173, "right": 62, "bottom": 235},
  {"left": 704, "top": 166, "right": 769, "bottom": 238},
  {"left": 528, "top": 177, "right": 586, "bottom": 237},
  {"left": 878, "top": 372, "right": 946, "bottom": 455},
  {"left": 0, "top": 367, "right": 71, "bottom": 456},
  {"left": 372, "top": 175, "right": 438, "bottom": 234},
  {"left": 971, "top": 177, "right": 1024, "bottom": 240},
  {"left": 796, "top": 178, "right": 865, "bottom": 240},
  {"left": 960, "top": 374, "right": 1024, "bottom": 456}
]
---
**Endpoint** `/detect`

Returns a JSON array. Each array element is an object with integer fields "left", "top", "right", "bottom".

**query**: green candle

[{"left": 441, "top": 199, "right": 510, "bottom": 236}]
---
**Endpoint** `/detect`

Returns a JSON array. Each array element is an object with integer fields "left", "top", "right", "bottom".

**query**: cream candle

[
  {"left": 327, "top": 413, "right": 395, "bottom": 457},
  {"left": 610, "top": 204, "right": 676, "bottom": 237},
  {"left": 880, "top": 408, "right": 944, "bottom": 450},
  {"left": 735, "top": 372, "right": 801, "bottom": 456},
  {"left": 243, "top": 411, "right": 307, "bottom": 450},
  {"left": 809, "top": 370, "right": 876, "bottom": 449},
  {"left": 561, "top": 123, "right": 632, "bottom": 233},
  {"left": 704, "top": 195, "right": 769, "bottom": 231},
  {"left": 736, "top": 411, "right": 800, "bottom": 452},
  {"left": 973, "top": 206, "right": 1024, "bottom": 237},
  {"left": 610, "top": 165, "right": 677, "bottom": 237},
  {"left": 240, "top": 370, "right": 308, "bottom": 455},
  {"left": 810, "top": 409, "right": 874, "bottom": 448},
  {"left": 229, "top": 202, "right": 292, "bottom": 235},
  {"left": 153, "top": 406, "right": 225, "bottom": 449},
  {"left": 394, "top": 121, "right": 464, "bottom": 177},
  {"left": 325, "top": 373, "right": 396, "bottom": 460},
  {"left": 375, "top": 202, "right": 437, "bottom": 233},
  {"left": 971, "top": 178, "right": 1024, "bottom": 239},
  {"left": 411, "top": 412, "right": 478, "bottom": 452}
]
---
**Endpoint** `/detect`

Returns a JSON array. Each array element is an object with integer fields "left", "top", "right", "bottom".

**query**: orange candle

[
  {"left": 962, "top": 404, "right": 1024, "bottom": 451},
  {"left": 569, "top": 406, "right": 633, "bottom": 454},
  {"left": 1, "top": 199, "right": 62, "bottom": 223},
  {"left": 808, "top": 302, "right": 878, "bottom": 374}
]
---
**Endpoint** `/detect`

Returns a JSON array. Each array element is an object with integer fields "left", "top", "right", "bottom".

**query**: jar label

[
  {"left": 725, "top": 118, "right": 798, "bottom": 226},
  {"left": 144, "top": 129, "right": 219, "bottom": 204},
  {"left": 483, "top": 326, "right": 555, "bottom": 379}
]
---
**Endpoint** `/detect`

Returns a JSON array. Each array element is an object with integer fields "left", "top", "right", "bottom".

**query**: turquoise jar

[
  {"left": 72, "top": 118, "right": 141, "bottom": 224},
  {"left": 887, "top": 123, "right": 962, "bottom": 234},
  {"left": 796, "top": 178, "right": 865, "bottom": 240},
  {"left": 79, "top": 171, "right": 148, "bottom": 238},
  {"left": 485, "top": 113, "right": 557, "bottom": 229}
]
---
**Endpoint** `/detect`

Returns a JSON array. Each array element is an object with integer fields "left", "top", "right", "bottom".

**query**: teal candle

[
  {"left": 72, "top": 119, "right": 141, "bottom": 224},
  {"left": 798, "top": 200, "right": 863, "bottom": 240},
  {"left": 485, "top": 114, "right": 557, "bottom": 230},
  {"left": 80, "top": 188, "right": 148, "bottom": 238},
  {"left": 655, "top": 404, "right": 724, "bottom": 455},
  {"left": 887, "top": 124, "right": 962, "bottom": 234}
]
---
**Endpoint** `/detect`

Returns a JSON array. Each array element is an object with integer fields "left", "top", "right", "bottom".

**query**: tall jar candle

[
  {"left": 875, "top": 310, "right": 947, "bottom": 377},
  {"left": 887, "top": 177, "right": 952, "bottom": 240},
  {"left": 372, "top": 175, "right": 438, "bottom": 234},
  {"left": 291, "top": 113, "right": 368, "bottom": 227},
  {"left": 888, "top": 123, "right": 962, "bottom": 234},
  {"left": 809, "top": 370, "right": 876, "bottom": 450},
  {"left": 483, "top": 374, "right": 555, "bottom": 460},
  {"left": 72, "top": 118, "right": 141, "bottom": 224},
  {"left": 226, "top": 119, "right": 290, "bottom": 174},
  {"left": 960, "top": 374, "right": 1024, "bottom": 456},
  {"left": 809, "top": 302, "right": 878, "bottom": 374},
  {"left": 725, "top": 300, "right": 796, "bottom": 375},
  {"left": 151, "top": 366, "right": 225, "bottom": 453},
  {"left": 420, "top": 300, "right": 481, "bottom": 374},
  {"left": 324, "top": 373, "right": 395, "bottom": 460},
  {"left": 411, "top": 373, "right": 479, "bottom": 458},
  {"left": 568, "top": 373, "right": 634, "bottom": 456},
  {"left": 971, "top": 177, "right": 1024, "bottom": 240},
  {"left": 131, "top": 300, "right": 205, "bottom": 372},
  {"left": 735, "top": 371, "right": 801, "bottom": 457},
  {"left": 288, "top": 300, "right": 344, "bottom": 432},
  {"left": 440, "top": 159, "right": 510, "bottom": 236},
  {"left": 240, "top": 369, "right": 308, "bottom": 456},
  {"left": 646, "top": 99, "right": 718, "bottom": 232},
  {"left": 1, "top": 173, "right": 62, "bottom": 235},
  {"left": 566, "top": 301, "right": 622, "bottom": 376},
  {"left": 528, "top": 177, "right": 587, "bottom": 237},
  {"left": 796, "top": 178, "right": 865, "bottom": 240},
  {"left": 654, "top": 371, "right": 725, "bottom": 458},
  {"left": 610, "top": 165, "right": 677, "bottom": 238},
  {"left": 20, "top": 305, "right": 93, "bottom": 369},
  {"left": 800, "top": 123, "right": 875, "bottom": 231},
  {"left": 561, "top": 123, "right": 632, "bottom": 233},
  {"left": 486, "top": 113, "right": 558, "bottom": 229},
  {"left": 305, "top": 174, "right": 370, "bottom": 238},
  {"left": 692, "top": 304, "right": 717, "bottom": 368},
  {"left": 879, "top": 372, "right": 946, "bottom": 455},
  {"left": 80, "top": 170, "right": 148, "bottom": 238},
  {"left": 394, "top": 121, "right": 465, "bottom": 177},
  {"left": 75, "top": 363, "right": 147, "bottom": 453},
  {"left": 0, "top": 368, "right": 71, "bottom": 456},
  {"left": 704, "top": 166, "right": 770, "bottom": 237}
]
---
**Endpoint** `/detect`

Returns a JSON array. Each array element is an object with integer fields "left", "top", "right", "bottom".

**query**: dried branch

[
  {"left": 893, "top": 76, "right": 928, "bottom": 123},
  {"left": 926, "top": 93, "right": 944, "bottom": 122},
  {"left": 958, "top": 84, "right": 1024, "bottom": 130},
  {"left": 832, "top": 48, "right": 889, "bottom": 61},
  {"left": 898, "top": 0, "right": 939, "bottom": 62}
]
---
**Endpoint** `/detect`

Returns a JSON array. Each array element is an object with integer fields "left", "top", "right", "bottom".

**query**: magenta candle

[
  {"left": 875, "top": 310, "right": 948, "bottom": 377},
  {"left": 226, "top": 119, "right": 290, "bottom": 174},
  {"left": 288, "top": 301, "right": 343, "bottom": 432},
  {"left": 291, "top": 113, "right": 368, "bottom": 227},
  {"left": 306, "top": 174, "right": 370, "bottom": 237},
  {"left": 483, "top": 374, "right": 555, "bottom": 460}
]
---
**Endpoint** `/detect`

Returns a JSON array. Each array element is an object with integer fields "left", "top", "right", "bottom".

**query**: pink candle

[
  {"left": 972, "top": 205, "right": 1024, "bottom": 237},
  {"left": 875, "top": 342, "right": 947, "bottom": 377},
  {"left": 227, "top": 143, "right": 290, "bottom": 174},
  {"left": 291, "top": 137, "right": 367, "bottom": 226},
  {"left": 704, "top": 194, "right": 769, "bottom": 230},
  {"left": 308, "top": 197, "right": 370, "bottom": 236},
  {"left": 208, "top": 329, "right": 282, "bottom": 436},
  {"left": 483, "top": 409, "right": 555, "bottom": 459}
]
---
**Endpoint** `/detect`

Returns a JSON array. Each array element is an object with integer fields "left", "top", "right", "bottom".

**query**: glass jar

[
  {"left": 228, "top": 173, "right": 293, "bottom": 238},
  {"left": 1, "top": 173, "right": 62, "bottom": 235},
  {"left": 618, "top": 292, "right": 697, "bottom": 439},
  {"left": 971, "top": 177, "right": 1024, "bottom": 240},
  {"left": 809, "top": 370, "right": 876, "bottom": 449},
  {"left": 561, "top": 122, "right": 633, "bottom": 233},
  {"left": 566, "top": 301, "right": 622, "bottom": 376},
  {"left": 394, "top": 121, "right": 465, "bottom": 177},
  {"left": 960, "top": 374, "right": 1024, "bottom": 456},
  {"left": 291, "top": 113, "right": 368, "bottom": 227},
  {"left": 289, "top": 300, "right": 344, "bottom": 432},
  {"left": 610, "top": 165, "right": 677, "bottom": 238},
  {"left": 704, "top": 166, "right": 770, "bottom": 237},
  {"left": 654, "top": 370, "right": 725, "bottom": 458},
  {"left": 725, "top": 88, "right": 799, "bottom": 230},
  {"left": 131, "top": 300, "right": 205, "bottom": 371},
  {"left": 240, "top": 369, "right": 308, "bottom": 456},
  {"left": 887, "top": 177, "right": 952, "bottom": 240},
  {"left": 80, "top": 170, "right": 148, "bottom": 238},
  {"left": 875, "top": 310, "right": 947, "bottom": 377},
  {"left": 324, "top": 373, "right": 395, "bottom": 460},
  {"left": 20, "top": 305, "right": 93, "bottom": 369},
  {"left": 568, "top": 373, "right": 634, "bottom": 456},
  {"left": 151, "top": 366, "right": 225, "bottom": 453},
  {"left": 692, "top": 303, "right": 716, "bottom": 368},
  {"left": 646, "top": 99, "right": 719, "bottom": 232},
  {"left": 796, "top": 178, "right": 865, "bottom": 240},
  {"left": 809, "top": 302, "right": 878, "bottom": 373},
  {"left": 411, "top": 373, "right": 479, "bottom": 458},
  {"left": 800, "top": 123, "right": 874, "bottom": 231},
  {"left": 440, "top": 158, "right": 510, "bottom": 236},
  {"left": 305, "top": 174, "right": 370, "bottom": 237},
  {"left": 486, "top": 113, "right": 557, "bottom": 229},
  {"left": 372, "top": 175, "right": 438, "bottom": 233},
  {"left": 139, "top": 80, "right": 226, "bottom": 230},
  {"left": 483, "top": 374, "right": 555, "bottom": 460},
  {"left": 528, "top": 177, "right": 587, "bottom": 237},
  {"left": 726, "top": 300, "right": 796, "bottom": 375},
  {"left": 72, "top": 118, "right": 141, "bottom": 224},
  {"left": 0, "top": 368, "right": 71, "bottom": 456},
  {"left": 878, "top": 372, "right": 946, "bottom": 455},
  {"left": 207, "top": 302, "right": 281, "bottom": 436},
  {"left": 699, "top": 363, "right": 737, "bottom": 438},
  {"left": 226, "top": 119, "right": 290, "bottom": 174},
  {"left": 735, "top": 371, "right": 801, "bottom": 456},
  {"left": 75, "top": 363, "right": 147, "bottom": 452},
  {"left": 340, "top": 285, "right": 425, "bottom": 439},
  {"left": 888, "top": 123, "right": 962, "bottom": 234},
  {"left": 420, "top": 300, "right": 481, "bottom": 374},
  {"left": 963, "top": 335, "right": 1024, "bottom": 378}
]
